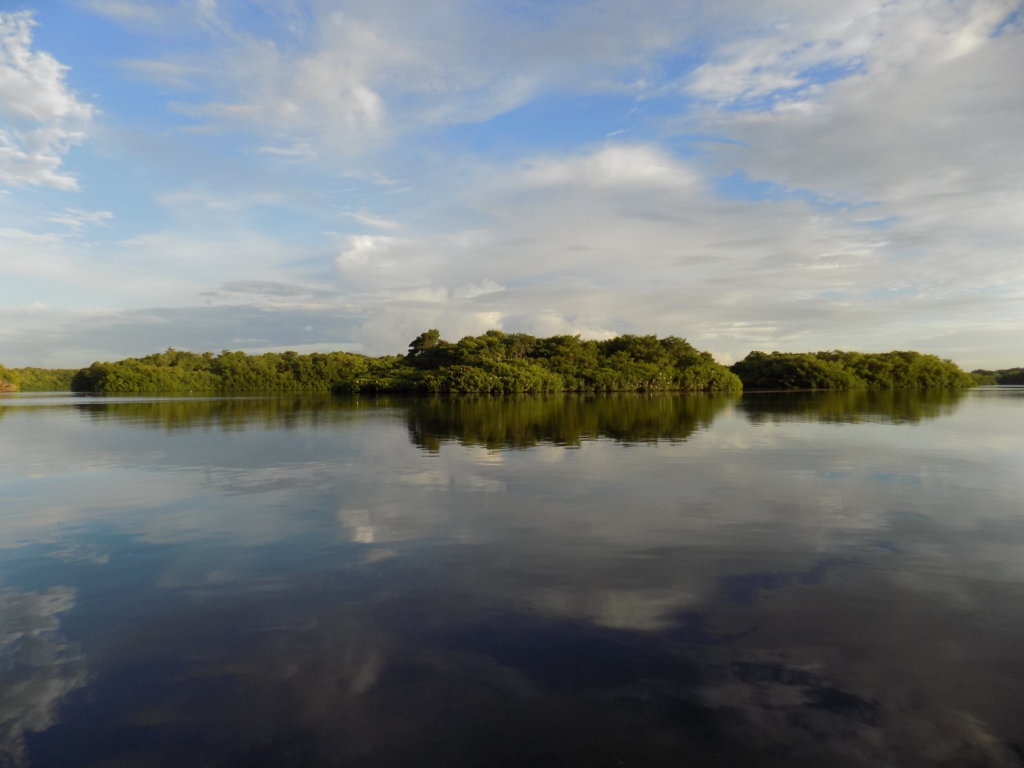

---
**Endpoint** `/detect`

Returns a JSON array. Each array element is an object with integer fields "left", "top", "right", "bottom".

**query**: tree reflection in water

[{"left": 4, "top": 390, "right": 1022, "bottom": 767}]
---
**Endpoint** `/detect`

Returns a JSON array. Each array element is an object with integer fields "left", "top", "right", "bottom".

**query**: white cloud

[
  {"left": 0, "top": 586, "right": 87, "bottom": 767},
  {"left": 164, "top": 12, "right": 401, "bottom": 153},
  {"left": 316, "top": 133, "right": 1020, "bottom": 367},
  {"left": 686, "top": 1, "right": 886, "bottom": 106},
  {"left": 512, "top": 311, "right": 618, "bottom": 341},
  {"left": 692, "top": 0, "right": 1024, "bottom": 199},
  {"left": 2, "top": 1, "right": 1022, "bottom": 370},
  {"left": 0, "top": 11, "right": 94, "bottom": 189},
  {"left": 517, "top": 144, "right": 697, "bottom": 190},
  {"left": 115, "top": 1, "right": 703, "bottom": 153},
  {"left": 336, "top": 234, "right": 442, "bottom": 294},
  {"left": 337, "top": 234, "right": 398, "bottom": 269},
  {"left": 670, "top": 0, "right": 1024, "bottom": 367},
  {"left": 342, "top": 210, "right": 400, "bottom": 230}
]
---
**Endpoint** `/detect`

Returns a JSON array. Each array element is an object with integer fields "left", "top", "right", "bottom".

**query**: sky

[{"left": 0, "top": 0, "right": 1022, "bottom": 370}]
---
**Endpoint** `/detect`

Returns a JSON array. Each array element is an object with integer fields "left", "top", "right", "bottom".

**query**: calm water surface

[{"left": 1, "top": 389, "right": 1022, "bottom": 767}]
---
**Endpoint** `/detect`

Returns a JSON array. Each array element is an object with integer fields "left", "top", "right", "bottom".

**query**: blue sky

[{"left": 1, "top": 0, "right": 1022, "bottom": 368}]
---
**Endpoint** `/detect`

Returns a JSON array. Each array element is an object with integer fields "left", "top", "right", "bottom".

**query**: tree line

[
  {"left": 729, "top": 350, "right": 975, "bottom": 390},
  {"left": 65, "top": 331, "right": 742, "bottom": 394},
  {"left": 0, "top": 365, "right": 77, "bottom": 392},
  {"left": 2, "top": 331, "right": 985, "bottom": 394},
  {"left": 969, "top": 367, "right": 1024, "bottom": 385}
]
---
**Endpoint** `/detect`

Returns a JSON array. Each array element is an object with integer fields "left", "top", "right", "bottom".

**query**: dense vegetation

[
  {"left": 14, "top": 367, "right": 77, "bottom": 391},
  {"left": 2, "top": 335, "right": 995, "bottom": 395},
  {"left": 0, "top": 365, "right": 77, "bottom": 392},
  {"left": 970, "top": 367, "right": 1024, "bottom": 385},
  {"left": 348, "top": 329, "right": 742, "bottom": 394},
  {"left": 730, "top": 350, "right": 973, "bottom": 390},
  {"left": 70, "top": 348, "right": 365, "bottom": 394},
  {"left": 0, "top": 364, "right": 14, "bottom": 392},
  {"left": 1, "top": 364, "right": 79, "bottom": 391},
  {"left": 67, "top": 331, "right": 742, "bottom": 394}
]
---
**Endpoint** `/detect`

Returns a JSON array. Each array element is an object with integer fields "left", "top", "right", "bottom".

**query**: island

[{"left": 1, "top": 331, "right": 988, "bottom": 394}]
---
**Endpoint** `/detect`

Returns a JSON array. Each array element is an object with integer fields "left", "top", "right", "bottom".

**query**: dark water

[{"left": 1, "top": 389, "right": 1022, "bottom": 767}]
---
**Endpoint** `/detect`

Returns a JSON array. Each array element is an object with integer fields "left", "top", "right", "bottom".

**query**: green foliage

[
  {"left": 486, "top": 361, "right": 565, "bottom": 393},
  {"left": 678, "top": 361, "right": 747, "bottom": 392},
  {"left": 532, "top": 334, "right": 600, "bottom": 390},
  {"left": 0, "top": 364, "right": 17, "bottom": 392},
  {"left": 9, "top": 367, "right": 77, "bottom": 391},
  {"left": 332, "top": 355, "right": 418, "bottom": 393},
  {"left": 424, "top": 364, "right": 503, "bottom": 393},
  {"left": 731, "top": 350, "right": 973, "bottom": 390},
  {"left": 58, "top": 334, "right": 979, "bottom": 396},
  {"left": 65, "top": 331, "right": 741, "bottom": 395},
  {"left": 71, "top": 348, "right": 368, "bottom": 394},
  {"left": 730, "top": 352, "right": 865, "bottom": 389},
  {"left": 971, "top": 367, "right": 1024, "bottom": 385},
  {"left": 337, "top": 330, "right": 741, "bottom": 394},
  {"left": 405, "top": 329, "right": 455, "bottom": 370},
  {"left": 998, "top": 369, "right": 1024, "bottom": 384}
]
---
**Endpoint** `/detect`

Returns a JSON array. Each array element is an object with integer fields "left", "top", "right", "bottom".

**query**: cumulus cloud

[
  {"left": 313, "top": 128, "right": 1016, "bottom": 366},
  {"left": 689, "top": 1, "right": 1024, "bottom": 200},
  {"left": 2, "top": 1, "right": 1022, "bottom": 369},
  {"left": 674, "top": 0, "right": 1024, "bottom": 363},
  {"left": 0, "top": 11, "right": 93, "bottom": 189},
  {"left": 516, "top": 144, "right": 697, "bottom": 190}
]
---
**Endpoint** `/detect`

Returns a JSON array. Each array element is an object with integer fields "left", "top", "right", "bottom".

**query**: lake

[{"left": 1, "top": 389, "right": 1022, "bottom": 767}]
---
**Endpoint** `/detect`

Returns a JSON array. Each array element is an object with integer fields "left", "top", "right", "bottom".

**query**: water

[{"left": 1, "top": 389, "right": 1022, "bottom": 767}]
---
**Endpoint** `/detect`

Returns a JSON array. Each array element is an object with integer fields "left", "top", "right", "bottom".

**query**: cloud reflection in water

[{"left": 1, "top": 390, "right": 1022, "bottom": 766}]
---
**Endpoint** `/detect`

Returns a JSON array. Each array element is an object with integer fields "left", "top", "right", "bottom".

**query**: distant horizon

[
  {"left": 4, "top": 331, "right": 1018, "bottom": 374},
  {"left": 6, "top": 341, "right": 1021, "bottom": 374},
  {"left": 2, "top": 3, "right": 1022, "bottom": 371}
]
